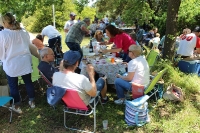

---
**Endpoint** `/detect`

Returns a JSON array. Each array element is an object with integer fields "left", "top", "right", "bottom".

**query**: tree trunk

[{"left": 163, "top": 0, "right": 181, "bottom": 60}]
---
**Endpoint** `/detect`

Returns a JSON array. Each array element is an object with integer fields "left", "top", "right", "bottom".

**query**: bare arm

[
  {"left": 86, "top": 64, "right": 97, "bottom": 97},
  {"left": 64, "top": 29, "right": 69, "bottom": 33},
  {"left": 103, "top": 48, "right": 122, "bottom": 53},
  {"left": 81, "top": 24, "right": 90, "bottom": 34},
  {"left": 116, "top": 72, "right": 135, "bottom": 82}
]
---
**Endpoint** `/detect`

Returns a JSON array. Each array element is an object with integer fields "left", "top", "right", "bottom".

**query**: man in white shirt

[
  {"left": 177, "top": 26, "right": 200, "bottom": 58},
  {"left": 41, "top": 25, "right": 61, "bottom": 50},
  {"left": 103, "top": 15, "right": 109, "bottom": 25},
  {"left": 64, "top": 12, "right": 77, "bottom": 34},
  {"left": 52, "top": 50, "right": 109, "bottom": 105}
]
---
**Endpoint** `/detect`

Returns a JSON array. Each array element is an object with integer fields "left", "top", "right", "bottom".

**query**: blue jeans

[
  {"left": 48, "top": 36, "right": 62, "bottom": 49},
  {"left": 96, "top": 78, "right": 105, "bottom": 91},
  {"left": 114, "top": 78, "right": 131, "bottom": 98},
  {"left": 66, "top": 42, "right": 83, "bottom": 58},
  {"left": 7, "top": 73, "right": 35, "bottom": 105}
]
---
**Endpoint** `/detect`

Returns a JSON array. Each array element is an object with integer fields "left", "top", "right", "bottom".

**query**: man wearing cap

[
  {"left": 52, "top": 50, "right": 109, "bottom": 105},
  {"left": 177, "top": 26, "right": 200, "bottom": 59},
  {"left": 64, "top": 12, "right": 77, "bottom": 34}
]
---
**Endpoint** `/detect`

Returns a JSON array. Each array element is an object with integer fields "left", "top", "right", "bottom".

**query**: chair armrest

[{"left": 89, "top": 91, "right": 100, "bottom": 104}]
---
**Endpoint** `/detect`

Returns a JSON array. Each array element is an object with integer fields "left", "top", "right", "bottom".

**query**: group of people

[{"left": 0, "top": 12, "right": 151, "bottom": 115}]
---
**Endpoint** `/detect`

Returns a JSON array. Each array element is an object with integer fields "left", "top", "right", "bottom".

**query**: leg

[
  {"left": 21, "top": 73, "right": 35, "bottom": 103},
  {"left": 96, "top": 78, "right": 107, "bottom": 98},
  {"left": 114, "top": 78, "right": 132, "bottom": 99},
  {"left": 6, "top": 75, "right": 21, "bottom": 105}
]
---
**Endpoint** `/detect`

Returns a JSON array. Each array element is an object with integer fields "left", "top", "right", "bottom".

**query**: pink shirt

[{"left": 109, "top": 33, "right": 135, "bottom": 53}]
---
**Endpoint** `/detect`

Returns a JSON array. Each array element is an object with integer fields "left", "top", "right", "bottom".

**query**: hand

[
  {"left": 102, "top": 49, "right": 108, "bottom": 54},
  {"left": 116, "top": 73, "right": 121, "bottom": 78},
  {"left": 86, "top": 64, "right": 95, "bottom": 77}
]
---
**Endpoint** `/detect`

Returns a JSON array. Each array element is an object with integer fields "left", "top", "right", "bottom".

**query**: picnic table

[{"left": 80, "top": 53, "right": 126, "bottom": 84}]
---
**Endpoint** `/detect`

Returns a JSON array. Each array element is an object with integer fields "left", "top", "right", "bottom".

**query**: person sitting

[
  {"left": 38, "top": 47, "right": 59, "bottom": 83},
  {"left": 52, "top": 50, "right": 109, "bottom": 105},
  {"left": 114, "top": 45, "right": 150, "bottom": 104},
  {"left": 93, "top": 30, "right": 104, "bottom": 42},
  {"left": 32, "top": 34, "right": 45, "bottom": 53}
]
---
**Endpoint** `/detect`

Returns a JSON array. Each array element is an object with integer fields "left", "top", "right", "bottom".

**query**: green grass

[{"left": 1, "top": 34, "right": 200, "bottom": 133}]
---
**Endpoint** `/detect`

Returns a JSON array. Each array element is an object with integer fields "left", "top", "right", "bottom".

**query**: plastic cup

[
  {"left": 111, "top": 57, "right": 115, "bottom": 63},
  {"left": 102, "top": 120, "right": 108, "bottom": 130}
]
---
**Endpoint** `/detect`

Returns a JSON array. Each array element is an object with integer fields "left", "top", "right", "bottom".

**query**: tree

[{"left": 163, "top": 0, "right": 181, "bottom": 60}]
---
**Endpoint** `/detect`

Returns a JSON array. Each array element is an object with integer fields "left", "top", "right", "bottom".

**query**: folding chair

[
  {"left": 0, "top": 96, "right": 14, "bottom": 123},
  {"left": 146, "top": 50, "right": 160, "bottom": 71},
  {"left": 178, "top": 60, "right": 200, "bottom": 76},
  {"left": 62, "top": 89, "right": 103, "bottom": 133},
  {"left": 131, "top": 68, "right": 167, "bottom": 101},
  {"left": 38, "top": 68, "right": 53, "bottom": 87}
]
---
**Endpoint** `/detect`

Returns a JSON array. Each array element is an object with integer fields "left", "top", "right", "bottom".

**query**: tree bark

[{"left": 163, "top": 0, "right": 181, "bottom": 60}]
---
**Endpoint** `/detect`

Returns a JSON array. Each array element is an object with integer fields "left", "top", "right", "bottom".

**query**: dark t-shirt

[{"left": 38, "top": 61, "right": 58, "bottom": 83}]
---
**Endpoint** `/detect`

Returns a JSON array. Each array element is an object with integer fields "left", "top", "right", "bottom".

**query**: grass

[{"left": 1, "top": 33, "right": 200, "bottom": 133}]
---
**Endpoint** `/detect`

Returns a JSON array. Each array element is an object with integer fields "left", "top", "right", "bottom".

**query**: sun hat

[{"left": 63, "top": 50, "right": 81, "bottom": 65}]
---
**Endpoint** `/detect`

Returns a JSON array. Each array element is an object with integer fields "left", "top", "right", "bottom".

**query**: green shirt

[{"left": 66, "top": 21, "right": 88, "bottom": 44}]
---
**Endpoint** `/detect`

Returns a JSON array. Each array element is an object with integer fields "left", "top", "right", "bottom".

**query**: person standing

[
  {"left": 41, "top": 25, "right": 61, "bottom": 51},
  {"left": 103, "top": 15, "right": 109, "bottom": 26},
  {"left": 64, "top": 12, "right": 77, "bottom": 34},
  {"left": 65, "top": 18, "right": 91, "bottom": 58},
  {"left": 0, "top": 13, "right": 36, "bottom": 113}
]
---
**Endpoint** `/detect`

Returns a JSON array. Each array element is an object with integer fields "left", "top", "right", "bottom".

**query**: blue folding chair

[
  {"left": 0, "top": 96, "right": 14, "bottom": 123},
  {"left": 178, "top": 60, "right": 200, "bottom": 76}
]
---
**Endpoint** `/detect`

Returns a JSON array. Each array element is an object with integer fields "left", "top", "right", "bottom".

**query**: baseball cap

[
  {"left": 63, "top": 50, "right": 81, "bottom": 65},
  {"left": 193, "top": 26, "right": 200, "bottom": 32},
  {"left": 70, "top": 12, "right": 76, "bottom": 16}
]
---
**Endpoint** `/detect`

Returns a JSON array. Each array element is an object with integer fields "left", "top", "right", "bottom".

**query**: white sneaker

[
  {"left": 9, "top": 105, "right": 22, "bottom": 114},
  {"left": 29, "top": 101, "right": 35, "bottom": 108},
  {"left": 114, "top": 99, "right": 125, "bottom": 105}
]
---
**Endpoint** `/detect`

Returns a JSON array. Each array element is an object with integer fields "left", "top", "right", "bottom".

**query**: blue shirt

[{"left": 38, "top": 61, "right": 58, "bottom": 83}]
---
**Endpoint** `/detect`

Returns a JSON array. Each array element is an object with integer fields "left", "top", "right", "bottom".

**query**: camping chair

[
  {"left": 178, "top": 60, "right": 200, "bottom": 76},
  {"left": 131, "top": 68, "right": 167, "bottom": 102},
  {"left": 62, "top": 89, "right": 103, "bottom": 133},
  {"left": 146, "top": 50, "right": 160, "bottom": 71},
  {"left": 0, "top": 96, "right": 14, "bottom": 123},
  {"left": 38, "top": 68, "right": 53, "bottom": 87}
]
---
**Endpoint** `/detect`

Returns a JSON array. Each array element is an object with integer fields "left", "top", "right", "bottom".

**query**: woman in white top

[
  {"left": 114, "top": 45, "right": 150, "bottom": 104},
  {"left": 0, "top": 13, "right": 35, "bottom": 114}
]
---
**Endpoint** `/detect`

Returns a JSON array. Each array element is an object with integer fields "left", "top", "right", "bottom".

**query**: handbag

[
  {"left": 125, "top": 99, "right": 150, "bottom": 126},
  {"left": 163, "top": 84, "right": 184, "bottom": 102}
]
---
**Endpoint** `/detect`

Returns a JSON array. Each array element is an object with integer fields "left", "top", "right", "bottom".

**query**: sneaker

[
  {"left": 101, "top": 97, "right": 109, "bottom": 104},
  {"left": 9, "top": 105, "right": 22, "bottom": 114},
  {"left": 29, "top": 101, "right": 35, "bottom": 108},
  {"left": 114, "top": 99, "right": 125, "bottom": 105}
]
